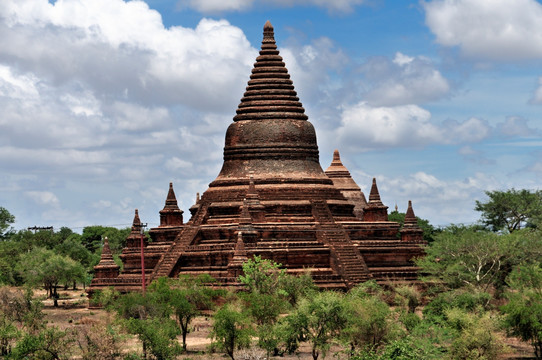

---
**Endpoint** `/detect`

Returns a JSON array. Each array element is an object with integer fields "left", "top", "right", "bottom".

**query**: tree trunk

[
  {"left": 312, "top": 347, "right": 319, "bottom": 360},
  {"left": 53, "top": 285, "right": 59, "bottom": 307}
]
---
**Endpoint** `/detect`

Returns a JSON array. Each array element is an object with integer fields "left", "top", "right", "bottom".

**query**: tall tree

[
  {"left": 285, "top": 291, "right": 348, "bottom": 360},
  {"left": 475, "top": 189, "right": 542, "bottom": 232},
  {"left": 0, "top": 207, "right": 15, "bottom": 240},
  {"left": 502, "top": 264, "right": 542, "bottom": 359}
]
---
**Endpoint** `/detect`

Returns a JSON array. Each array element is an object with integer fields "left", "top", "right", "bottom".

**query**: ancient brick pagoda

[{"left": 88, "top": 21, "right": 425, "bottom": 295}]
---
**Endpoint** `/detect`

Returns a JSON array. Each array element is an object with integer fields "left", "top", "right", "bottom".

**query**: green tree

[
  {"left": 418, "top": 226, "right": 542, "bottom": 294},
  {"left": 0, "top": 207, "right": 15, "bottom": 240},
  {"left": 502, "top": 264, "right": 542, "bottom": 359},
  {"left": 285, "top": 291, "right": 348, "bottom": 360},
  {"left": 343, "top": 287, "right": 394, "bottom": 354},
  {"left": 475, "top": 189, "right": 542, "bottom": 232},
  {"left": 239, "top": 255, "right": 285, "bottom": 295},
  {"left": 16, "top": 248, "right": 83, "bottom": 306},
  {"left": 210, "top": 303, "right": 253, "bottom": 360},
  {"left": 10, "top": 326, "right": 74, "bottom": 360},
  {"left": 113, "top": 290, "right": 180, "bottom": 359},
  {"left": 148, "top": 275, "right": 215, "bottom": 352}
]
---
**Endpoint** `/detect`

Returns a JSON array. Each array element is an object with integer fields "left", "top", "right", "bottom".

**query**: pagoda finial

[
  {"left": 133, "top": 209, "right": 141, "bottom": 226},
  {"left": 369, "top": 178, "right": 382, "bottom": 203},
  {"left": 333, "top": 149, "right": 340, "bottom": 162},
  {"left": 404, "top": 200, "right": 418, "bottom": 226},
  {"left": 263, "top": 20, "right": 274, "bottom": 42},
  {"left": 101, "top": 237, "right": 113, "bottom": 261},
  {"left": 166, "top": 182, "right": 177, "bottom": 204}
]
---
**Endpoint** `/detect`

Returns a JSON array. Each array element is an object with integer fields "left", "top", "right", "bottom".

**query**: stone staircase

[
  {"left": 150, "top": 202, "right": 209, "bottom": 280},
  {"left": 311, "top": 200, "right": 371, "bottom": 287}
]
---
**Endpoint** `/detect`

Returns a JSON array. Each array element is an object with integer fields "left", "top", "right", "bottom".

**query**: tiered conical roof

[
  {"left": 95, "top": 237, "right": 118, "bottom": 269},
  {"left": 125, "top": 209, "right": 143, "bottom": 248},
  {"left": 211, "top": 20, "right": 327, "bottom": 185},
  {"left": 368, "top": 178, "right": 383, "bottom": 204},
  {"left": 325, "top": 149, "right": 367, "bottom": 219},
  {"left": 404, "top": 201, "right": 417, "bottom": 225},
  {"left": 159, "top": 183, "right": 183, "bottom": 226},
  {"left": 234, "top": 21, "right": 308, "bottom": 122}
]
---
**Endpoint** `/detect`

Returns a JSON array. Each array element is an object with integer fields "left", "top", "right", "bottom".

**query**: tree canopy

[
  {"left": 0, "top": 207, "right": 15, "bottom": 240},
  {"left": 475, "top": 189, "right": 542, "bottom": 232}
]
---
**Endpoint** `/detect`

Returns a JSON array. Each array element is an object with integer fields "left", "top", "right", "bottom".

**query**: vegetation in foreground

[{"left": 0, "top": 188, "right": 542, "bottom": 359}]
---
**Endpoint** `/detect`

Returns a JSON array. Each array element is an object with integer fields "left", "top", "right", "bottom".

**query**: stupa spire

[
  {"left": 404, "top": 200, "right": 418, "bottom": 227},
  {"left": 160, "top": 183, "right": 184, "bottom": 226},
  {"left": 363, "top": 178, "right": 388, "bottom": 221},
  {"left": 325, "top": 149, "right": 367, "bottom": 219},
  {"left": 132, "top": 209, "right": 142, "bottom": 231},
  {"left": 233, "top": 21, "right": 307, "bottom": 122},
  {"left": 263, "top": 20, "right": 274, "bottom": 41},
  {"left": 165, "top": 182, "right": 177, "bottom": 205},
  {"left": 98, "top": 237, "right": 115, "bottom": 265},
  {"left": 400, "top": 200, "right": 424, "bottom": 243},
  {"left": 369, "top": 178, "right": 383, "bottom": 204}
]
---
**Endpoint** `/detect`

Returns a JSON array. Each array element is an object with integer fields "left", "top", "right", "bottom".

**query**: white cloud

[
  {"left": 179, "top": 0, "right": 254, "bottom": 12},
  {"left": 177, "top": 0, "right": 367, "bottom": 14},
  {"left": 24, "top": 191, "right": 60, "bottom": 207},
  {"left": 362, "top": 52, "right": 450, "bottom": 106},
  {"left": 423, "top": 0, "right": 542, "bottom": 60},
  {"left": 497, "top": 116, "right": 540, "bottom": 137},
  {"left": 0, "top": 0, "right": 256, "bottom": 111},
  {"left": 442, "top": 117, "right": 490, "bottom": 143},
  {"left": 335, "top": 102, "right": 490, "bottom": 150},
  {"left": 165, "top": 157, "right": 193, "bottom": 171},
  {"left": 337, "top": 103, "right": 438, "bottom": 148},
  {"left": 379, "top": 171, "right": 499, "bottom": 225},
  {"left": 530, "top": 77, "right": 542, "bottom": 104}
]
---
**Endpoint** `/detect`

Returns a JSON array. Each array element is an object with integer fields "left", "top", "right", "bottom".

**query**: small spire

[
  {"left": 239, "top": 198, "right": 252, "bottom": 225},
  {"left": 166, "top": 182, "right": 177, "bottom": 205},
  {"left": 101, "top": 237, "right": 114, "bottom": 261},
  {"left": 196, "top": 192, "right": 200, "bottom": 203},
  {"left": 404, "top": 200, "right": 418, "bottom": 226},
  {"left": 369, "top": 178, "right": 382, "bottom": 203},
  {"left": 263, "top": 20, "right": 274, "bottom": 41},
  {"left": 333, "top": 149, "right": 341, "bottom": 163},
  {"left": 132, "top": 209, "right": 141, "bottom": 226}
]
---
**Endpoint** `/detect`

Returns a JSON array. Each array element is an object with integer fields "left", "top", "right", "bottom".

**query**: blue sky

[{"left": 1, "top": 0, "right": 541, "bottom": 231}]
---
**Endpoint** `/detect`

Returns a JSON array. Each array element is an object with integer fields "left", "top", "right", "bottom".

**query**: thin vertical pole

[{"left": 140, "top": 223, "right": 147, "bottom": 295}]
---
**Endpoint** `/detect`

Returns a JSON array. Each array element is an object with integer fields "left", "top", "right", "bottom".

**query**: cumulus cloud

[
  {"left": 281, "top": 36, "right": 349, "bottom": 104},
  {"left": 335, "top": 102, "right": 491, "bottom": 150},
  {"left": 423, "top": 0, "right": 542, "bottom": 60},
  {"left": 0, "top": 0, "right": 256, "bottom": 111},
  {"left": 348, "top": 169, "right": 500, "bottom": 225},
  {"left": 25, "top": 191, "right": 60, "bottom": 207},
  {"left": 362, "top": 52, "right": 450, "bottom": 106},
  {"left": 177, "top": 0, "right": 367, "bottom": 14},
  {"left": 496, "top": 116, "right": 540, "bottom": 137},
  {"left": 0, "top": 0, "right": 259, "bottom": 228}
]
